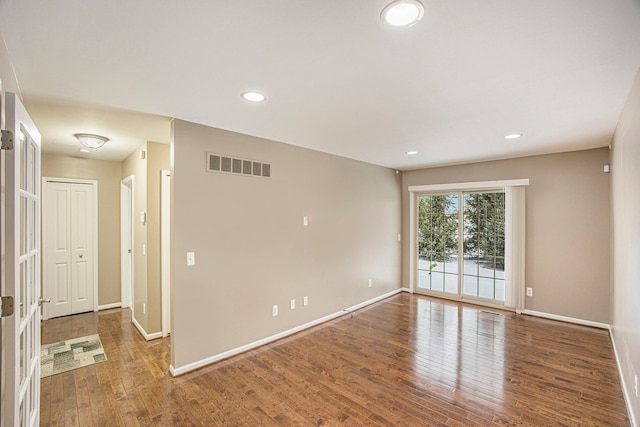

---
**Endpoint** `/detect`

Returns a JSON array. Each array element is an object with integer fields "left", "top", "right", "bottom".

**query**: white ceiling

[{"left": 1, "top": 0, "right": 639, "bottom": 169}]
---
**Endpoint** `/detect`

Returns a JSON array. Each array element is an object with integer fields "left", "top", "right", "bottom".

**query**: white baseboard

[
  {"left": 522, "top": 309, "right": 609, "bottom": 329},
  {"left": 98, "top": 302, "right": 122, "bottom": 311},
  {"left": 609, "top": 326, "right": 638, "bottom": 427},
  {"left": 132, "top": 317, "right": 163, "bottom": 341},
  {"left": 170, "top": 288, "right": 404, "bottom": 376},
  {"left": 400, "top": 287, "right": 411, "bottom": 293}
]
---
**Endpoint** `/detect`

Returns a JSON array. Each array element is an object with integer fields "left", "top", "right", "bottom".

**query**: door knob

[
  {"left": 79, "top": 254, "right": 83, "bottom": 258},
  {"left": 39, "top": 298, "right": 51, "bottom": 306}
]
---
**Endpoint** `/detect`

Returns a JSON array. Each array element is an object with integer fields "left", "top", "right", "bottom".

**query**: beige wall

[
  {"left": 171, "top": 120, "right": 402, "bottom": 370},
  {"left": 123, "top": 147, "right": 149, "bottom": 330},
  {"left": 122, "top": 142, "right": 169, "bottom": 335},
  {"left": 146, "top": 142, "right": 170, "bottom": 333},
  {"left": 610, "top": 68, "right": 640, "bottom": 424},
  {"left": 42, "top": 154, "right": 122, "bottom": 306},
  {"left": 0, "top": 32, "right": 21, "bottom": 114},
  {"left": 402, "top": 148, "right": 611, "bottom": 323}
]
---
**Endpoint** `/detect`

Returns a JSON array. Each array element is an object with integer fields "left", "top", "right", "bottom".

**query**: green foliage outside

[
  {"left": 463, "top": 192, "right": 505, "bottom": 269},
  {"left": 418, "top": 192, "right": 505, "bottom": 270},
  {"left": 417, "top": 195, "right": 458, "bottom": 262}
]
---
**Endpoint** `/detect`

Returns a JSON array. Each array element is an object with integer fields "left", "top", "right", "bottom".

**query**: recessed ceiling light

[
  {"left": 406, "top": 150, "right": 419, "bottom": 155},
  {"left": 505, "top": 133, "right": 523, "bottom": 140},
  {"left": 381, "top": 0, "right": 424, "bottom": 27},
  {"left": 241, "top": 91, "right": 266, "bottom": 102}
]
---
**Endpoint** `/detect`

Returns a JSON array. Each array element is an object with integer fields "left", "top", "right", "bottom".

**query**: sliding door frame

[{"left": 409, "top": 179, "right": 529, "bottom": 310}]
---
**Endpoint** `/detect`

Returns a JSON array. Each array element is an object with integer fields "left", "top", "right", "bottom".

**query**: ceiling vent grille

[{"left": 207, "top": 153, "right": 271, "bottom": 178}]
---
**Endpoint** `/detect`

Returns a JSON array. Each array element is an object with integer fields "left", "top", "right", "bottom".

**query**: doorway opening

[{"left": 120, "top": 176, "right": 133, "bottom": 310}]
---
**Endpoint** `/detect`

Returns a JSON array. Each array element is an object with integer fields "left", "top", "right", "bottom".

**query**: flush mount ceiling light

[
  {"left": 74, "top": 133, "right": 109, "bottom": 149},
  {"left": 381, "top": 0, "right": 424, "bottom": 27},
  {"left": 406, "top": 150, "right": 419, "bottom": 155},
  {"left": 241, "top": 91, "right": 266, "bottom": 102},
  {"left": 504, "top": 133, "right": 523, "bottom": 140}
]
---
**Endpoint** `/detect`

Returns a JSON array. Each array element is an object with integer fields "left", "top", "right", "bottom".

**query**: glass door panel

[
  {"left": 462, "top": 192, "right": 505, "bottom": 302},
  {"left": 417, "top": 194, "right": 459, "bottom": 295}
]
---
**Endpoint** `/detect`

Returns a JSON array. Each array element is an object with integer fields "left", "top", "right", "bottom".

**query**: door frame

[
  {"left": 161, "top": 170, "right": 171, "bottom": 337},
  {"left": 409, "top": 179, "right": 529, "bottom": 309},
  {"left": 42, "top": 177, "right": 98, "bottom": 320},
  {"left": 120, "top": 175, "right": 134, "bottom": 310}
]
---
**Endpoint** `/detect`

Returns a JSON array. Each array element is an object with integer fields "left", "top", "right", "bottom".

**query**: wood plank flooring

[{"left": 40, "top": 293, "right": 629, "bottom": 426}]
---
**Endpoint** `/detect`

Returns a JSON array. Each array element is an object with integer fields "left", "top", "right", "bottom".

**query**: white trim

[
  {"left": 609, "top": 327, "right": 638, "bottom": 427},
  {"left": 120, "top": 175, "right": 134, "bottom": 310},
  {"left": 98, "top": 302, "right": 122, "bottom": 311},
  {"left": 161, "top": 170, "right": 171, "bottom": 337},
  {"left": 408, "top": 179, "right": 529, "bottom": 193},
  {"left": 408, "top": 193, "right": 416, "bottom": 293},
  {"left": 42, "top": 177, "right": 99, "bottom": 319},
  {"left": 132, "top": 317, "right": 163, "bottom": 341},
  {"left": 522, "top": 310, "right": 609, "bottom": 329},
  {"left": 400, "top": 287, "right": 411, "bottom": 293},
  {"left": 170, "top": 288, "right": 403, "bottom": 376}
]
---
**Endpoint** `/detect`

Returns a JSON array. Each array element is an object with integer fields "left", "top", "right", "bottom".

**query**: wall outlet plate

[
  {"left": 526, "top": 287, "right": 533, "bottom": 297},
  {"left": 303, "top": 296, "right": 308, "bottom": 306},
  {"left": 634, "top": 374, "right": 638, "bottom": 397},
  {"left": 290, "top": 299, "right": 295, "bottom": 310},
  {"left": 368, "top": 279, "right": 372, "bottom": 288},
  {"left": 272, "top": 305, "right": 278, "bottom": 317}
]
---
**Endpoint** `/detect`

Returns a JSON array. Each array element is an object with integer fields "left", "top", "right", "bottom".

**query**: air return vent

[{"left": 207, "top": 153, "right": 271, "bottom": 178}]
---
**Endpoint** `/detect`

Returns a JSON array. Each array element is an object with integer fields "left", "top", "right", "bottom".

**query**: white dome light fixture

[
  {"left": 406, "top": 150, "right": 419, "bottom": 155},
  {"left": 381, "top": 0, "right": 424, "bottom": 28},
  {"left": 74, "top": 133, "right": 109, "bottom": 149},
  {"left": 241, "top": 91, "right": 266, "bottom": 102},
  {"left": 504, "top": 133, "right": 523, "bottom": 140}
]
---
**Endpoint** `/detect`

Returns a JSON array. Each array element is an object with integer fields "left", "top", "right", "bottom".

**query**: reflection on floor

[{"left": 40, "top": 294, "right": 629, "bottom": 426}]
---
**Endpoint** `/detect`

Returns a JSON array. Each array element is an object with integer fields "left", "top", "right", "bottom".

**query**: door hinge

[
  {"left": 0, "top": 296, "right": 15, "bottom": 317},
  {"left": 1, "top": 129, "right": 14, "bottom": 150}
]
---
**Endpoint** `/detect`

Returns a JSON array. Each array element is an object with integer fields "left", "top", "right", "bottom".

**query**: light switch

[
  {"left": 187, "top": 251, "right": 195, "bottom": 266},
  {"left": 303, "top": 216, "right": 309, "bottom": 226}
]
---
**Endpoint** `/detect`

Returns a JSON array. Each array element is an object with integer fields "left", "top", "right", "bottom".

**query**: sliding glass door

[
  {"left": 417, "top": 194, "right": 459, "bottom": 295},
  {"left": 416, "top": 191, "right": 505, "bottom": 305}
]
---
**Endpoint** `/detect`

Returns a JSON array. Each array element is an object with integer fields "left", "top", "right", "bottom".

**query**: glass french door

[
  {"left": 416, "top": 191, "right": 505, "bottom": 305},
  {"left": 2, "top": 92, "right": 42, "bottom": 427}
]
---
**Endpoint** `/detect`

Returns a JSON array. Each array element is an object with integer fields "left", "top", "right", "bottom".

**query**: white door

[
  {"left": 1, "top": 92, "right": 42, "bottom": 427},
  {"left": 43, "top": 180, "right": 96, "bottom": 319}
]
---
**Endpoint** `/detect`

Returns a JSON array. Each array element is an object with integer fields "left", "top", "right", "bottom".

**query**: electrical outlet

[
  {"left": 143, "top": 303, "right": 146, "bottom": 314},
  {"left": 290, "top": 299, "right": 296, "bottom": 310},
  {"left": 526, "top": 287, "right": 533, "bottom": 297},
  {"left": 634, "top": 374, "right": 638, "bottom": 397},
  {"left": 272, "top": 305, "right": 278, "bottom": 317},
  {"left": 303, "top": 296, "right": 308, "bottom": 306},
  {"left": 368, "top": 279, "right": 372, "bottom": 288}
]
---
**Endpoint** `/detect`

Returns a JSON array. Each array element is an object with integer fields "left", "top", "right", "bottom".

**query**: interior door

[
  {"left": 43, "top": 180, "right": 95, "bottom": 319},
  {"left": 1, "top": 92, "right": 42, "bottom": 427}
]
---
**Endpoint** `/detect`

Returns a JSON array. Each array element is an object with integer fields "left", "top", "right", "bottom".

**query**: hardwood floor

[{"left": 40, "top": 293, "right": 629, "bottom": 426}]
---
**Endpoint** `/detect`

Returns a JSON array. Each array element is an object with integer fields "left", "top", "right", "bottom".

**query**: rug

[{"left": 40, "top": 334, "right": 107, "bottom": 378}]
